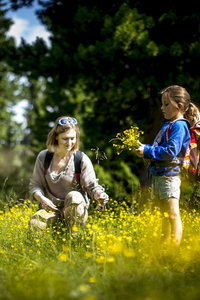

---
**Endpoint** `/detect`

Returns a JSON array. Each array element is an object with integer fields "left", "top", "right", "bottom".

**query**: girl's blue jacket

[{"left": 144, "top": 120, "right": 191, "bottom": 176}]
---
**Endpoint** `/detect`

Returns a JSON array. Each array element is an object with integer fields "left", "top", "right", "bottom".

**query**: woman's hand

[
  {"left": 134, "top": 141, "right": 145, "bottom": 158},
  {"left": 33, "top": 191, "right": 58, "bottom": 212},
  {"left": 94, "top": 191, "right": 109, "bottom": 207},
  {"left": 41, "top": 197, "right": 58, "bottom": 212}
]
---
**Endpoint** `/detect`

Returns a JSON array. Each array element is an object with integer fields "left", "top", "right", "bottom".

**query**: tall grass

[{"left": 0, "top": 199, "right": 200, "bottom": 300}]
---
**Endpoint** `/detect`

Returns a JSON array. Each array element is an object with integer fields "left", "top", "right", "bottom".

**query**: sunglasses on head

[{"left": 58, "top": 118, "right": 78, "bottom": 126}]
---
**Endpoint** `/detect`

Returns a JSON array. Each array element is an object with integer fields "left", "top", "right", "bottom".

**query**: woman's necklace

[{"left": 54, "top": 152, "right": 71, "bottom": 170}]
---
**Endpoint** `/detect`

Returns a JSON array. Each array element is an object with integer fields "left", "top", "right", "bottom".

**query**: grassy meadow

[{"left": 1, "top": 199, "right": 200, "bottom": 300}]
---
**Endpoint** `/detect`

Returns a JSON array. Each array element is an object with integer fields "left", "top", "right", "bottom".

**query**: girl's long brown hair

[{"left": 161, "top": 85, "right": 200, "bottom": 125}]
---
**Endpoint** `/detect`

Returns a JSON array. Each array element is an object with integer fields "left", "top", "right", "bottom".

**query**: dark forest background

[{"left": 1, "top": 0, "right": 200, "bottom": 206}]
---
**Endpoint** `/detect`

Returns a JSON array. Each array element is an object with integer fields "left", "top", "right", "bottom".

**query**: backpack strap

[
  {"left": 73, "top": 150, "right": 83, "bottom": 183},
  {"left": 166, "top": 122, "right": 173, "bottom": 142},
  {"left": 193, "top": 121, "right": 200, "bottom": 134},
  {"left": 44, "top": 151, "right": 54, "bottom": 175},
  {"left": 166, "top": 118, "right": 189, "bottom": 142}
]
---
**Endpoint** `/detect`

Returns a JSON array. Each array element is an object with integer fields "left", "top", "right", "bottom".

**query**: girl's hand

[{"left": 134, "top": 141, "right": 145, "bottom": 157}]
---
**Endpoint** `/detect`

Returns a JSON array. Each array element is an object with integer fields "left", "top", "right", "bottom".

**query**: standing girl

[{"left": 135, "top": 85, "right": 199, "bottom": 246}]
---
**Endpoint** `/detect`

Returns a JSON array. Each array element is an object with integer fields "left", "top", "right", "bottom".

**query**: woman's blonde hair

[
  {"left": 46, "top": 116, "right": 80, "bottom": 152},
  {"left": 161, "top": 85, "right": 200, "bottom": 125}
]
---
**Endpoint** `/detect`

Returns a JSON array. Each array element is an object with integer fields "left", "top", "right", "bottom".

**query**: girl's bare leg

[
  {"left": 159, "top": 199, "right": 171, "bottom": 244},
  {"left": 167, "top": 197, "right": 182, "bottom": 246},
  {"left": 160, "top": 197, "right": 182, "bottom": 246}
]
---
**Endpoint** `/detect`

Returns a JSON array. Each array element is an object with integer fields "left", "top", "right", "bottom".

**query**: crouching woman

[{"left": 29, "top": 116, "right": 109, "bottom": 231}]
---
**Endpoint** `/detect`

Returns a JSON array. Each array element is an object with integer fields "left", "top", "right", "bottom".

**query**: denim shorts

[{"left": 152, "top": 175, "right": 181, "bottom": 200}]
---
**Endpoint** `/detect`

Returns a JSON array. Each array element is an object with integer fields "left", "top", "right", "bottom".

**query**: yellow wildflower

[
  {"left": 107, "top": 257, "right": 115, "bottom": 263},
  {"left": 113, "top": 125, "right": 143, "bottom": 155},
  {"left": 164, "top": 212, "right": 169, "bottom": 218},
  {"left": 96, "top": 256, "right": 105, "bottom": 264},
  {"left": 58, "top": 253, "right": 68, "bottom": 262},
  {"left": 72, "top": 225, "right": 79, "bottom": 232},
  {"left": 88, "top": 277, "right": 97, "bottom": 283},
  {"left": 78, "top": 284, "right": 90, "bottom": 292},
  {"left": 85, "top": 251, "right": 93, "bottom": 258}
]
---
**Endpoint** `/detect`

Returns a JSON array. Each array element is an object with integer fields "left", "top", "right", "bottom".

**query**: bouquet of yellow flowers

[{"left": 112, "top": 126, "right": 143, "bottom": 155}]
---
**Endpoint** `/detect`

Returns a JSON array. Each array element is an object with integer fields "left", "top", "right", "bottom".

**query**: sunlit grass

[{"left": 1, "top": 199, "right": 200, "bottom": 299}]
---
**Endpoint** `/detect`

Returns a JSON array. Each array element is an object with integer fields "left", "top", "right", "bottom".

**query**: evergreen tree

[
  {"left": 0, "top": 2, "right": 30, "bottom": 199},
  {"left": 6, "top": 0, "right": 200, "bottom": 203}
]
